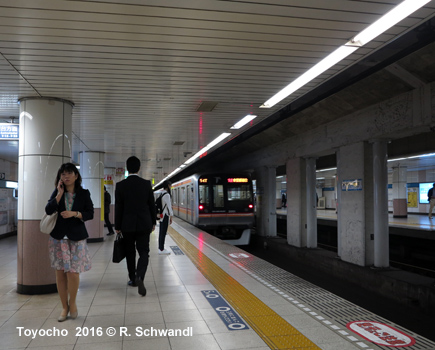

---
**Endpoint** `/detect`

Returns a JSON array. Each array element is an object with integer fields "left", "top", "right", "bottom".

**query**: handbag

[
  {"left": 40, "top": 212, "right": 58, "bottom": 234},
  {"left": 112, "top": 233, "right": 126, "bottom": 263}
]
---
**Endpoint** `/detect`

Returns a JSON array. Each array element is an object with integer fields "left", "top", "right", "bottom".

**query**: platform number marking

[{"left": 202, "top": 290, "right": 248, "bottom": 331}]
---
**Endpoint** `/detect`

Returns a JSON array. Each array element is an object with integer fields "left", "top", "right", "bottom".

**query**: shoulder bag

[{"left": 40, "top": 212, "right": 58, "bottom": 234}]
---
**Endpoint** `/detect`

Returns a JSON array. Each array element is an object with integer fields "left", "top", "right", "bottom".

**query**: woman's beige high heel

[
  {"left": 69, "top": 305, "right": 78, "bottom": 319},
  {"left": 58, "top": 307, "right": 69, "bottom": 322}
]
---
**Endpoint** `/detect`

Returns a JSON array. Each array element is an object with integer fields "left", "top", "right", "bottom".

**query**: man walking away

[
  {"left": 104, "top": 186, "right": 115, "bottom": 235},
  {"left": 115, "top": 156, "right": 156, "bottom": 296}
]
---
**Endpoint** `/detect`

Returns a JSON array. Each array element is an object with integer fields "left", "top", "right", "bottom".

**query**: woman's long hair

[
  {"left": 54, "top": 163, "right": 82, "bottom": 192},
  {"left": 163, "top": 180, "right": 171, "bottom": 196}
]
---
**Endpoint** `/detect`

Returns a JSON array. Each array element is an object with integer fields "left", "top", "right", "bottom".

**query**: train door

[
  {"left": 212, "top": 184, "right": 225, "bottom": 210},
  {"left": 211, "top": 179, "right": 226, "bottom": 224},
  {"left": 186, "top": 185, "right": 191, "bottom": 223},
  {"left": 174, "top": 188, "right": 179, "bottom": 217}
]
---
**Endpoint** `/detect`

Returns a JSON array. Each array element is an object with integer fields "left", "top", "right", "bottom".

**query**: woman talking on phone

[{"left": 45, "top": 163, "right": 94, "bottom": 322}]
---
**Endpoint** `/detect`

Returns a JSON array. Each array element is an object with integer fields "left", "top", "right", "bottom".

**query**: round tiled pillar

[
  {"left": 17, "top": 97, "right": 74, "bottom": 294},
  {"left": 80, "top": 151, "right": 104, "bottom": 242}
]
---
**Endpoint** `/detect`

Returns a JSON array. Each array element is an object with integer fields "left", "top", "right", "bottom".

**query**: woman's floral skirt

[{"left": 48, "top": 237, "right": 92, "bottom": 273}]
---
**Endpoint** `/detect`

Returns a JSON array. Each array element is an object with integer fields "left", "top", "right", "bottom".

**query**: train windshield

[
  {"left": 198, "top": 175, "right": 253, "bottom": 212},
  {"left": 227, "top": 184, "right": 252, "bottom": 202}
]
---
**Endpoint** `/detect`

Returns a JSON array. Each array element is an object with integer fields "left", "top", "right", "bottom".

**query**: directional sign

[{"left": 0, "top": 123, "right": 19, "bottom": 140}]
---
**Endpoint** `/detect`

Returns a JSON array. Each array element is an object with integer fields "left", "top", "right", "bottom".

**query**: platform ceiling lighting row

[
  {"left": 260, "top": 0, "right": 432, "bottom": 109},
  {"left": 155, "top": 112, "right": 258, "bottom": 187},
  {"left": 156, "top": 0, "right": 430, "bottom": 187},
  {"left": 155, "top": 132, "right": 232, "bottom": 187},
  {"left": 388, "top": 152, "right": 435, "bottom": 162},
  {"left": 313, "top": 153, "right": 435, "bottom": 176}
]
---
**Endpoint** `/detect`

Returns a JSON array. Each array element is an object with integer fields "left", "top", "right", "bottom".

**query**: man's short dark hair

[{"left": 126, "top": 156, "right": 140, "bottom": 173}]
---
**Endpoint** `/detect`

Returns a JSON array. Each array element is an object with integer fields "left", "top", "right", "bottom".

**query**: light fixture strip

[
  {"left": 261, "top": 46, "right": 358, "bottom": 108},
  {"left": 230, "top": 115, "right": 257, "bottom": 129},
  {"left": 261, "top": 0, "right": 431, "bottom": 109},
  {"left": 316, "top": 167, "right": 337, "bottom": 172},
  {"left": 388, "top": 152, "right": 435, "bottom": 162},
  {"left": 184, "top": 132, "right": 231, "bottom": 165},
  {"left": 352, "top": 0, "right": 432, "bottom": 46}
]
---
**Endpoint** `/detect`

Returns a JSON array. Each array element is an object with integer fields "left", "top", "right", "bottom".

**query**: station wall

[
  {"left": 313, "top": 169, "right": 435, "bottom": 214},
  {"left": 0, "top": 158, "right": 18, "bottom": 237}
]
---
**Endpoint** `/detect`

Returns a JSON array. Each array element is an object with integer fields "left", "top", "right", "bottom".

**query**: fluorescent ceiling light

[
  {"left": 5, "top": 181, "right": 18, "bottom": 189},
  {"left": 317, "top": 167, "right": 337, "bottom": 172},
  {"left": 261, "top": 46, "right": 358, "bottom": 108},
  {"left": 230, "top": 115, "right": 257, "bottom": 129},
  {"left": 388, "top": 152, "right": 435, "bottom": 162},
  {"left": 166, "top": 167, "right": 182, "bottom": 178},
  {"left": 261, "top": 0, "right": 430, "bottom": 109},
  {"left": 184, "top": 133, "right": 231, "bottom": 164},
  {"left": 351, "top": 0, "right": 431, "bottom": 46}
]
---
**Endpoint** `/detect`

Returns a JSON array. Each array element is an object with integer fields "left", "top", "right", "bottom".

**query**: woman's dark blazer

[{"left": 45, "top": 187, "right": 94, "bottom": 241}]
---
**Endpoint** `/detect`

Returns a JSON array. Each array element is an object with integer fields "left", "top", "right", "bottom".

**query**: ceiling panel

[{"left": 1, "top": 0, "right": 435, "bottom": 181}]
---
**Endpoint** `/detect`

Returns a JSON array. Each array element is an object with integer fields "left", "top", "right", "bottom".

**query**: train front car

[{"left": 197, "top": 174, "right": 254, "bottom": 245}]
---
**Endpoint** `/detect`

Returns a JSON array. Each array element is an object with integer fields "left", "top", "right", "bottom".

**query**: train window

[
  {"left": 181, "top": 187, "right": 186, "bottom": 205},
  {"left": 172, "top": 189, "right": 177, "bottom": 205},
  {"left": 228, "top": 184, "right": 252, "bottom": 201},
  {"left": 213, "top": 185, "right": 224, "bottom": 207},
  {"left": 199, "top": 184, "right": 209, "bottom": 206}
]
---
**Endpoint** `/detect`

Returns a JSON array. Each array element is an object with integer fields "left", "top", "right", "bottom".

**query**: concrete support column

[
  {"left": 104, "top": 167, "right": 115, "bottom": 224},
  {"left": 255, "top": 166, "right": 277, "bottom": 237},
  {"left": 17, "top": 97, "right": 73, "bottom": 294},
  {"left": 392, "top": 166, "right": 408, "bottom": 218},
  {"left": 373, "top": 140, "right": 389, "bottom": 268},
  {"left": 337, "top": 142, "right": 374, "bottom": 266},
  {"left": 80, "top": 151, "right": 104, "bottom": 242},
  {"left": 286, "top": 157, "right": 307, "bottom": 247},
  {"left": 306, "top": 157, "right": 317, "bottom": 248}
]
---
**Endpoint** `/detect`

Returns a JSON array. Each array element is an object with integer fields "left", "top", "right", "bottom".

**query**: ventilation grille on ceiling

[
  {"left": 196, "top": 101, "right": 218, "bottom": 112},
  {"left": 173, "top": 141, "right": 185, "bottom": 146}
]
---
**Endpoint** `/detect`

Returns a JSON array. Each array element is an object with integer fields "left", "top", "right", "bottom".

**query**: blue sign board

[
  {"left": 0, "top": 123, "right": 19, "bottom": 140},
  {"left": 341, "top": 179, "right": 363, "bottom": 191},
  {"left": 201, "top": 290, "right": 248, "bottom": 331}
]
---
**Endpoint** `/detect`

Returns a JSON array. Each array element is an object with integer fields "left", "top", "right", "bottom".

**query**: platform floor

[{"left": 1, "top": 220, "right": 434, "bottom": 350}]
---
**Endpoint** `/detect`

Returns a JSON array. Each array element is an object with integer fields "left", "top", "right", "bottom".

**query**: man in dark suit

[
  {"left": 104, "top": 186, "right": 115, "bottom": 235},
  {"left": 115, "top": 156, "right": 156, "bottom": 296}
]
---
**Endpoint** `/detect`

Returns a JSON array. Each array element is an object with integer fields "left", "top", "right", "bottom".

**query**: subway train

[{"left": 155, "top": 173, "right": 255, "bottom": 245}]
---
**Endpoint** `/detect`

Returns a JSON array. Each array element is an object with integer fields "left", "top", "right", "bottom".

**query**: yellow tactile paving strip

[{"left": 168, "top": 226, "right": 321, "bottom": 350}]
